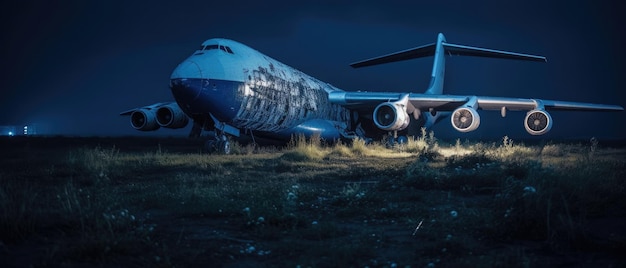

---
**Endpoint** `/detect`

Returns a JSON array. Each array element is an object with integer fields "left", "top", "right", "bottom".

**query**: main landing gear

[
  {"left": 203, "top": 131, "right": 231, "bottom": 154},
  {"left": 386, "top": 130, "right": 409, "bottom": 148}
]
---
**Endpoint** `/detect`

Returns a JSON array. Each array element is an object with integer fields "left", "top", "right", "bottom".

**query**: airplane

[{"left": 121, "top": 33, "right": 623, "bottom": 153}]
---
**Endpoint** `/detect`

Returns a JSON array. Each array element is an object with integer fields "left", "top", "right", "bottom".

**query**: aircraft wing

[
  {"left": 328, "top": 91, "right": 624, "bottom": 112},
  {"left": 119, "top": 102, "right": 171, "bottom": 116}
]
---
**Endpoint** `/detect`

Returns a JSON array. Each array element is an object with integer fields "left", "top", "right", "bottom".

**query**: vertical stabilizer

[{"left": 425, "top": 33, "right": 446, "bottom": 95}]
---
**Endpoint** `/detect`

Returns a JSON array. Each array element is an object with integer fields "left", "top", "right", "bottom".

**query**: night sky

[{"left": 2, "top": 0, "right": 624, "bottom": 140}]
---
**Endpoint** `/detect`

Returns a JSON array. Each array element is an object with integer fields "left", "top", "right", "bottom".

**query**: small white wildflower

[
  {"left": 291, "top": 185, "right": 299, "bottom": 189},
  {"left": 246, "top": 246, "right": 255, "bottom": 254},
  {"left": 257, "top": 216, "right": 265, "bottom": 223},
  {"left": 258, "top": 250, "right": 271, "bottom": 256},
  {"left": 523, "top": 186, "right": 536, "bottom": 194},
  {"left": 504, "top": 208, "right": 512, "bottom": 218},
  {"left": 446, "top": 234, "right": 452, "bottom": 241},
  {"left": 450, "top": 210, "right": 458, "bottom": 218},
  {"left": 311, "top": 221, "right": 318, "bottom": 225}
]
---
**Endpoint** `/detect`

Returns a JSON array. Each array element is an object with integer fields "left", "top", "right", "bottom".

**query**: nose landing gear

[{"left": 189, "top": 113, "right": 239, "bottom": 154}]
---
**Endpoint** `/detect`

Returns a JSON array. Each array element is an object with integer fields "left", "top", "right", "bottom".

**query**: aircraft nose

[
  {"left": 171, "top": 60, "right": 203, "bottom": 79},
  {"left": 170, "top": 60, "right": 204, "bottom": 103}
]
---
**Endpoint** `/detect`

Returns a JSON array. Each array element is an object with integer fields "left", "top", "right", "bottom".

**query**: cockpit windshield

[{"left": 198, "top": 44, "right": 234, "bottom": 54}]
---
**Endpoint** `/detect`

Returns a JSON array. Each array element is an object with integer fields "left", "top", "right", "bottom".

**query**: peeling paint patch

[{"left": 232, "top": 64, "right": 351, "bottom": 133}]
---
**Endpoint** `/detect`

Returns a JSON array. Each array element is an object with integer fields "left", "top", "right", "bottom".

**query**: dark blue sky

[{"left": 1, "top": 0, "right": 624, "bottom": 139}]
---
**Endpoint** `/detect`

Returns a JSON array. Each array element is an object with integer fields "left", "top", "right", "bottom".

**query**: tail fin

[{"left": 350, "top": 33, "right": 546, "bottom": 95}]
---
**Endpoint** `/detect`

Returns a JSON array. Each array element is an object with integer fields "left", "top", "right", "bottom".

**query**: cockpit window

[{"left": 201, "top": 44, "right": 234, "bottom": 54}]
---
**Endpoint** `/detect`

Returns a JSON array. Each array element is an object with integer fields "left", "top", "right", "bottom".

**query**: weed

[{"left": 0, "top": 179, "right": 40, "bottom": 242}]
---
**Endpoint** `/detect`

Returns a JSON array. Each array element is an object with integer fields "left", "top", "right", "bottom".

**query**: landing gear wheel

[
  {"left": 397, "top": 135, "right": 408, "bottom": 145},
  {"left": 203, "top": 135, "right": 231, "bottom": 154},
  {"left": 203, "top": 140, "right": 216, "bottom": 154},
  {"left": 216, "top": 140, "right": 231, "bottom": 154}
]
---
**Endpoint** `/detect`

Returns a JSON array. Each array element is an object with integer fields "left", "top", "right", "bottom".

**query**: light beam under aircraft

[{"left": 121, "top": 33, "right": 623, "bottom": 153}]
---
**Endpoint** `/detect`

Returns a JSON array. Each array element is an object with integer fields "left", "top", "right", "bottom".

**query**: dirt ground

[{"left": 0, "top": 136, "right": 625, "bottom": 267}]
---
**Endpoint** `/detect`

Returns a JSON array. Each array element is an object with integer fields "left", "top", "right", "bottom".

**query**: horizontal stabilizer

[
  {"left": 443, "top": 43, "right": 546, "bottom": 62},
  {"left": 350, "top": 40, "right": 546, "bottom": 68},
  {"left": 350, "top": 43, "right": 436, "bottom": 68}
]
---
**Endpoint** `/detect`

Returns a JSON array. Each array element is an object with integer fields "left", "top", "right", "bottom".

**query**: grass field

[{"left": 0, "top": 134, "right": 624, "bottom": 267}]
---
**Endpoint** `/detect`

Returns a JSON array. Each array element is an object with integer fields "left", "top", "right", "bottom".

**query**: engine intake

[
  {"left": 373, "top": 102, "right": 410, "bottom": 131},
  {"left": 156, "top": 103, "right": 189, "bottom": 129},
  {"left": 451, "top": 107, "right": 480, "bottom": 132},
  {"left": 130, "top": 109, "right": 160, "bottom": 131},
  {"left": 524, "top": 110, "right": 552, "bottom": 135}
]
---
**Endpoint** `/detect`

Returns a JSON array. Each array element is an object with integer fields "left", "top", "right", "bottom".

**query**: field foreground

[{"left": 0, "top": 136, "right": 625, "bottom": 267}]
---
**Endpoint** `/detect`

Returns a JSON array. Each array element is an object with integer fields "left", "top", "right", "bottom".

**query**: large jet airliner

[{"left": 121, "top": 33, "right": 623, "bottom": 153}]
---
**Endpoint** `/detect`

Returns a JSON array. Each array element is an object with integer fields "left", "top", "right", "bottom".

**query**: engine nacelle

[
  {"left": 130, "top": 109, "right": 160, "bottom": 131},
  {"left": 524, "top": 110, "right": 552, "bottom": 135},
  {"left": 373, "top": 102, "right": 410, "bottom": 131},
  {"left": 156, "top": 103, "right": 189, "bottom": 129},
  {"left": 451, "top": 107, "right": 480, "bottom": 132}
]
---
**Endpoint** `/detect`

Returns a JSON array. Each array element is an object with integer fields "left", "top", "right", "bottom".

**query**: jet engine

[
  {"left": 373, "top": 102, "right": 410, "bottom": 131},
  {"left": 451, "top": 107, "right": 480, "bottom": 132},
  {"left": 156, "top": 103, "right": 189, "bottom": 129},
  {"left": 524, "top": 110, "right": 552, "bottom": 135},
  {"left": 130, "top": 109, "right": 160, "bottom": 131}
]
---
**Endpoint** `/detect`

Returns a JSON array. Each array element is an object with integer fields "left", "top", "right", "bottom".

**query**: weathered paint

[{"left": 234, "top": 65, "right": 350, "bottom": 133}]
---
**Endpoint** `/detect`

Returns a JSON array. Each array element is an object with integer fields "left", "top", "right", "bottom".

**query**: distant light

[
  {"left": 8, "top": 131, "right": 13, "bottom": 136},
  {"left": 23, "top": 125, "right": 28, "bottom": 135}
]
